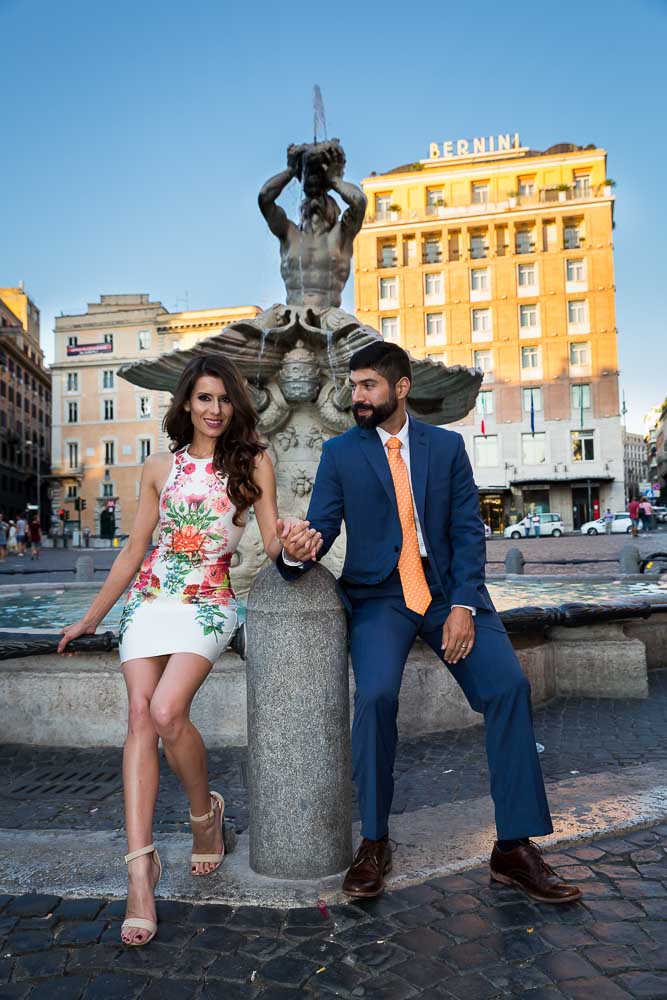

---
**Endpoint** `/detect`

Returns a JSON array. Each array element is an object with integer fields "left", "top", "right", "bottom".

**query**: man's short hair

[{"left": 349, "top": 341, "right": 412, "bottom": 386}]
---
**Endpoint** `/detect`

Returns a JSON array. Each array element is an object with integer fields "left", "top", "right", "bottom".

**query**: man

[
  {"left": 16, "top": 513, "right": 27, "bottom": 557},
  {"left": 628, "top": 497, "right": 640, "bottom": 538},
  {"left": 604, "top": 508, "right": 614, "bottom": 535},
  {"left": 278, "top": 342, "right": 581, "bottom": 904},
  {"left": 531, "top": 512, "right": 541, "bottom": 538}
]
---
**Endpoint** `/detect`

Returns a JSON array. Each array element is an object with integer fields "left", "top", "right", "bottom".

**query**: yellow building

[
  {"left": 51, "top": 295, "right": 260, "bottom": 539},
  {"left": 354, "top": 136, "right": 623, "bottom": 530}
]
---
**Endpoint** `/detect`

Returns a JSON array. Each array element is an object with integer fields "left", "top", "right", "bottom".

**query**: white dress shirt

[{"left": 283, "top": 415, "right": 476, "bottom": 615}]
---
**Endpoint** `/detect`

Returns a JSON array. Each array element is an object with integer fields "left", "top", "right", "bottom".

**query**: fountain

[{"left": 118, "top": 137, "right": 483, "bottom": 595}]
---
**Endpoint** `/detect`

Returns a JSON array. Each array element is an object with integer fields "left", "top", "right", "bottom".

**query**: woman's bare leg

[
  {"left": 121, "top": 655, "right": 167, "bottom": 944},
  {"left": 149, "top": 653, "right": 222, "bottom": 875}
]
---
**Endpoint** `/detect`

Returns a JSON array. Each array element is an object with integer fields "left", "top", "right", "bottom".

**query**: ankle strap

[
  {"left": 124, "top": 843, "right": 155, "bottom": 864},
  {"left": 189, "top": 792, "right": 223, "bottom": 824}
]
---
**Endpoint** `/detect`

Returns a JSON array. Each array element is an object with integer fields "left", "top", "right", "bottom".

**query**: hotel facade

[
  {"left": 51, "top": 295, "right": 260, "bottom": 538},
  {"left": 354, "top": 136, "right": 624, "bottom": 531}
]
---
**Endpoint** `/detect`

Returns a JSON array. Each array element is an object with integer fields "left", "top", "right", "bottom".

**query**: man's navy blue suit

[{"left": 278, "top": 416, "right": 553, "bottom": 842}]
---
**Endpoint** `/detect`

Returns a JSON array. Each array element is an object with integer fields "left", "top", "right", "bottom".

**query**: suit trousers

[{"left": 343, "top": 568, "right": 553, "bottom": 842}]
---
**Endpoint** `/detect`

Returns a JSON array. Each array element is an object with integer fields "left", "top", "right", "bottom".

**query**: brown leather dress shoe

[
  {"left": 342, "top": 838, "right": 392, "bottom": 898},
  {"left": 490, "top": 841, "right": 582, "bottom": 903}
]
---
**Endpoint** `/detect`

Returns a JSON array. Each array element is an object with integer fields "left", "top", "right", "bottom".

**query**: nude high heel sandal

[
  {"left": 121, "top": 844, "right": 162, "bottom": 946},
  {"left": 190, "top": 791, "right": 225, "bottom": 875}
]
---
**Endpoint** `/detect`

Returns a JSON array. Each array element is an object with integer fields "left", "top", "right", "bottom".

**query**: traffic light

[
  {"left": 74, "top": 498, "right": 81, "bottom": 512},
  {"left": 81, "top": 499, "right": 87, "bottom": 511},
  {"left": 58, "top": 508, "right": 66, "bottom": 520}
]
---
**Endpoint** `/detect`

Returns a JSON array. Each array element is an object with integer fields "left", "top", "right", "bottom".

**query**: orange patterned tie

[{"left": 386, "top": 437, "right": 432, "bottom": 615}]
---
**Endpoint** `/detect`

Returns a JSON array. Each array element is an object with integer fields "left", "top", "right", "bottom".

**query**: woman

[
  {"left": 58, "top": 355, "right": 319, "bottom": 948},
  {"left": 28, "top": 515, "right": 42, "bottom": 560},
  {"left": 7, "top": 521, "right": 17, "bottom": 553}
]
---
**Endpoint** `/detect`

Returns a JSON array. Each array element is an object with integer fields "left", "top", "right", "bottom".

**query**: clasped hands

[{"left": 276, "top": 517, "right": 323, "bottom": 563}]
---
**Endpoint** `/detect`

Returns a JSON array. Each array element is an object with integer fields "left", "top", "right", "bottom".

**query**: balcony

[{"left": 367, "top": 209, "right": 401, "bottom": 224}]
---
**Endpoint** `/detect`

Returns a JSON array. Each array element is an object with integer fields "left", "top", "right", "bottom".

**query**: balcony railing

[
  {"left": 378, "top": 255, "right": 398, "bottom": 268},
  {"left": 422, "top": 250, "right": 442, "bottom": 264}
]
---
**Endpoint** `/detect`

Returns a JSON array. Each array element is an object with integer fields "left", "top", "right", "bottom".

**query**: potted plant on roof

[
  {"left": 508, "top": 190, "right": 518, "bottom": 208},
  {"left": 388, "top": 203, "right": 401, "bottom": 221},
  {"left": 557, "top": 183, "right": 570, "bottom": 202}
]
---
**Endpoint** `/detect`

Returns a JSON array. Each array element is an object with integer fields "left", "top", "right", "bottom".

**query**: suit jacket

[{"left": 278, "top": 416, "right": 494, "bottom": 614}]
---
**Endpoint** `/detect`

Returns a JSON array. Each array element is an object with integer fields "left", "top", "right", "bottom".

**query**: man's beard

[{"left": 352, "top": 389, "right": 398, "bottom": 429}]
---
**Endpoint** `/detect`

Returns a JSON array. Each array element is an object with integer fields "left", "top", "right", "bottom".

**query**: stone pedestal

[
  {"left": 505, "top": 548, "right": 525, "bottom": 574},
  {"left": 75, "top": 556, "right": 95, "bottom": 582},
  {"left": 619, "top": 545, "right": 640, "bottom": 574},
  {"left": 549, "top": 623, "right": 648, "bottom": 698},
  {"left": 245, "top": 563, "right": 352, "bottom": 879}
]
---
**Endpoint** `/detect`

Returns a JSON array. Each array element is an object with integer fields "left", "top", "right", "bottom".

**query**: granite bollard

[
  {"left": 245, "top": 562, "right": 352, "bottom": 879},
  {"left": 619, "top": 544, "right": 640, "bottom": 575},
  {"left": 75, "top": 556, "right": 95, "bottom": 582},
  {"left": 505, "top": 547, "right": 525, "bottom": 575}
]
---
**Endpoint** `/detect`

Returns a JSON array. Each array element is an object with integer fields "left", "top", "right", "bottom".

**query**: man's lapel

[
  {"left": 357, "top": 428, "right": 398, "bottom": 512},
  {"left": 408, "top": 417, "right": 429, "bottom": 527}
]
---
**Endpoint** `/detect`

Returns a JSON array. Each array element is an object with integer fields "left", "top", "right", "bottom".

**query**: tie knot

[{"left": 386, "top": 437, "right": 401, "bottom": 451}]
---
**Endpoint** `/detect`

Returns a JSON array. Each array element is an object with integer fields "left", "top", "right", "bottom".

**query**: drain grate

[{"left": 7, "top": 767, "right": 122, "bottom": 801}]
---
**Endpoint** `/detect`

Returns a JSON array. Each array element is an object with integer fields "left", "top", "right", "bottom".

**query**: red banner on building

[{"left": 66, "top": 342, "right": 113, "bottom": 356}]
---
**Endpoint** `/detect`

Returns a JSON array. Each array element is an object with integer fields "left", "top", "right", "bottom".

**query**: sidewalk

[{"left": 1, "top": 673, "right": 667, "bottom": 996}]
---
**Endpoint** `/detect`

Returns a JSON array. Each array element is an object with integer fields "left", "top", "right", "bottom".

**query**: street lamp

[{"left": 24, "top": 440, "right": 41, "bottom": 526}]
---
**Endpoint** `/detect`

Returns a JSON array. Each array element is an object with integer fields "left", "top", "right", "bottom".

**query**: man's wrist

[
  {"left": 281, "top": 549, "right": 304, "bottom": 568},
  {"left": 452, "top": 604, "right": 476, "bottom": 617}
]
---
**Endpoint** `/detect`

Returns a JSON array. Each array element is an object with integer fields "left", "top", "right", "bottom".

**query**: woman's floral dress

[{"left": 118, "top": 447, "right": 244, "bottom": 664}]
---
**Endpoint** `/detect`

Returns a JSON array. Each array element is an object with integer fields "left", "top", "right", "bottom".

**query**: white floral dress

[{"left": 118, "top": 447, "right": 244, "bottom": 664}]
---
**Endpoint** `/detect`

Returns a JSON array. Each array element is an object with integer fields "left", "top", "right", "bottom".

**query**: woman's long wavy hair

[{"left": 163, "top": 354, "right": 266, "bottom": 526}]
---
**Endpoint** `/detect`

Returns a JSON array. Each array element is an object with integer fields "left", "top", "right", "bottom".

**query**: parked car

[
  {"left": 580, "top": 513, "right": 643, "bottom": 535},
  {"left": 503, "top": 513, "right": 565, "bottom": 539},
  {"left": 652, "top": 505, "right": 667, "bottom": 524}
]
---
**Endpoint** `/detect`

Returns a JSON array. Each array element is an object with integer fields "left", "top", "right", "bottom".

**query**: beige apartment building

[
  {"left": 51, "top": 295, "right": 260, "bottom": 538},
  {"left": 354, "top": 135, "right": 624, "bottom": 530}
]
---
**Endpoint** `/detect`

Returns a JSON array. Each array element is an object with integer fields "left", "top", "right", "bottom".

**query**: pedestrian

[
  {"left": 16, "top": 514, "right": 27, "bottom": 556},
  {"left": 531, "top": 513, "right": 541, "bottom": 538},
  {"left": 279, "top": 342, "right": 580, "bottom": 905},
  {"left": 58, "top": 355, "right": 309, "bottom": 948},
  {"left": 7, "top": 521, "right": 18, "bottom": 554},
  {"left": 603, "top": 508, "right": 614, "bottom": 535},
  {"left": 0, "top": 514, "right": 7, "bottom": 562},
  {"left": 639, "top": 498, "right": 652, "bottom": 534},
  {"left": 523, "top": 514, "right": 531, "bottom": 537},
  {"left": 84, "top": 526, "right": 91, "bottom": 548},
  {"left": 628, "top": 497, "right": 640, "bottom": 538},
  {"left": 28, "top": 515, "right": 42, "bottom": 560}
]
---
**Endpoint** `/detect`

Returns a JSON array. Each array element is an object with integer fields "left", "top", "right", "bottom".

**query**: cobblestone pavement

[
  {"left": 0, "top": 530, "right": 665, "bottom": 584},
  {"left": 2, "top": 671, "right": 666, "bottom": 838},
  {"left": 2, "top": 823, "right": 667, "bottom": 998}
]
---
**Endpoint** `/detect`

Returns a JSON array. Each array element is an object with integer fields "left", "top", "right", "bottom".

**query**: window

[
  {"left": 67, "top": 401, "right": 78, "bottom": 423},
  {"left": 518, "top": 178, "right": 535, "bottom": 197},
  {"left": 471, "top": 183, "right": 489, "bottom": 204},
  {"left": 104, "top": 441, "right": 115, "bottom": 465},
  {"left": 517, "top": 263, "right": 537, "bottom": 288},
  {"left": 470, "top": 234, "right": 487, "bottom": 259},
  {"left": 519, "top": 304, "right": 539, "bottom": 336},
  {"left": 426, "top": 188, "right": 445, "bottom": 212},
  {"left": 103, "top": 333, "right": 113, "bottom": 347},
  {"left": 103, "top": 482, "right": 114, "bottom": 498},
  {"left": 424, "top": 272, "right": 443, "bottom": 302},
  {"left": 566, "top": 259, "right": 586, "bottom": 284},
  {"left": 66, "top": 485, "right": 78, "bottom": 499},
  {"left": 375, "top": 194, "right": 391, "bottom": 216},
  {"left": 425, "top": 313, "right": 445, "bottom": 345},
  {"left": 522, "top": 432, "right": 546, "bottom": 464},
  {"left": 67, "top": 442, "right": 79, "bottom": 469},
  {"left": 379, "top": 277, "right": 398, "bottom": 305},
  {"left": 522, "top": 387, "right": 543, "bottom": 412},
  {"left": 474, "top": 435, "right": 498, "bottom": 467},
  {"left": 379, "top": 242, "right": 397, "bottom": 267},
  {"left": 521, "top": 345, "right": 541, "bottom": 370},
  {"left": 474, "top": 349, "right": 494, "bottom": 381},
  {"left": 564, "top": 224, "right": 582, "bottom": 250},
  {"left": 104, "top": 399, "right": 114, "bottom": 421},
  {"left": 569, "top": 341, "right": 590, "bottom": 366},
  {"left": 139, "top": 439, "right": 151, "bottom": 463},
  {"left": 139, "top": 396, "right": 151, "bottom": 418},
  {"left": 138, "top": 329, "right": 151, "bottom": 351},
  {"left": 515, "top": 229, "right": 535, "bottom": 254},
  {"left": 102, "top": 369, "right": 114, "bottom": 389},
  {"left": 567, "top": 299, "right": 589, "bottom": 330},
  {"left": 381, "top": 317, "right": 399, "bottom": 343},
  {"left": 66, "top": 372, "right": 78, "bottom": 391},
  {"left": 470, "top": 268, "right": 489, "bottom": 298},
  {"left": 423, "top": 238, "right": 442, "bottom": 264},
  {"left": 571, "top": 429, "right": 595, "bottom": 461},
  {"left": 472, "top": 308, "right": 492, "bottom": 341},
  {"left": 67, "top": 336, "right": 78, "bottom": 348},
  {"left": 571, "top": 384, "right": 591, "bottom": 410},
  {"left": 426, "top": 352, "right": 448, "bottom": 363},
  {"left": 573, "top": 174, "right": 591, "bottom": 198},
  {"left": 476, "top": 390, "right": 494, "bottom": 415}
]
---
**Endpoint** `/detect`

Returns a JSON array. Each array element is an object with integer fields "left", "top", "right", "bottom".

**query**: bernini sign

[{"left": 429, "top": 133, "right": 521, "bottom": 159}]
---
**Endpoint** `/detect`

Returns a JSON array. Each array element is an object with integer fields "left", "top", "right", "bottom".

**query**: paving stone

[
  {"left": 584, "top": 901, "right": 645, "bottom": 922},
  {"left": 347, "top": 893, "right": 412, "bottom": 919},
  {"left": 590, "top": 922, "right": 653, "bottom": 947},
  {"left": 142, "top": 980, "right": 202, "bottom": 1000},
  {"left": 593, "top": 865, "right": 643, "bottom": 880},
  {"left": 0, "top": 986, "right": 31, "bottom": 1000},
  {"left": 206, "top": 952, "right": 258, "bottom": 982},
  {"left": 66, "top": 945, "right": 122, "bottom": 972},
  {"left": 624, "top": 831, "right": 661, "bottom": 847},
  {"left": 13, "top": 947, "right": 68, "bottom": 980},
  {"left": 438, "top": 937, "right": 502, "bottom": 971},
  {"left": 352, "top": 972, "right": 419, "bottom": 999},
  {"left": 391, "top": 884, "right": 443, "bottom": 908},
  {"left": 495, "top": 929, "right": 552, "bottom": 961},
  {"left": 28, "top": 976, "right": 90, "bottom": 1000},
  {"left": 428, "top": 875, "right": 477, "bottom": 892},
  {"left": 512, "top": 991, "right": 567, "bottom": 1000},
  {"left": 56, "top": 920, "right": 106, "bottom": 946},
  {"left": 0, "top": 957, "right": 13, "bottom": 982},
  {"left": 0, "top": 916, "right": 18, "bottom": 936},
  {"left": 227, "top": 905, "right": 285, "bottom": 933},
  {"left": 259, "top": 955, "right": 320, "bottom": 988},
  {"left": 16, "top": 914, "right": 59, "bottom": 931},
  {"left": 81, "top": 972, "right": 149, "bottom": 998},
  {"left": 169, "top": 950, "right": 217, "bottom": 978},
  {"left": 391, "top": 955, "right": 451, "bottom": 988},
  {"left": 293, "top": 937, "right": 346, "bottom": 965},
  {"left": 314, "top": 960, "right": 370, "bottom": 995},
  {"left": 391, "top": 904, "right": 444, "bottom": 928},
  {"left": 630, "top": 850, "right": 664, "bottom": 864},
  {"left": 558, "top": 866, "right": 598, "bottom": 881},
  {"left": 436, "top": 911, "right": 495, "bottom": 940},
  {"left": 192, "top": 925, "right": 248, "bottom": 952},
  {"left": 241, "top": 936, "right": 293, "bottom": 961},
  {"left": 391, "top": 926, "right": 451, "bottom": 956},
  {"left": 615, "top": 973, "right": 667, "bottom": 998},
  {"left": 151, "top": 921, "right": 197, "bottom": 946},
  {"left": 638, "top": 898, "right": 667, "bottom": 919},
  {"left": 479, "top": 901, "right": 541, "bottom": 929},
  {"left": 596, "top": 841, "right": 637, "bottom": 856},
  {"left": 254, "top": 990, "right": 306, "bottom": 1000},
  {"left": 6, "top": 894, "right": 61, "bottom": 918},
  {"left": 485, "top": 960, "right": 553, "bottom": 993},
  {"left": 540, "top": 923, "right": 597, "bottom": 948},
  {"left": 559, "top": 978, "right": 633, "bottom": 999},
  {"left": 537, "top": 949, "right": 599, "bottom": 981},
  {"left": 188, "top": 902, "right": 234, "bottom": 925},
  {"left": 4, "top": 928, "right": 53, "bottom": 954},
  {"left": 0, "top": 895, "right": 14, "bottom": 912},
  {"left": 153, "top": 899, "right": 194, "bottom": 923},
  {"left": 335, "top": 919, "right": 398, "bottom": 948},
  {"left": 636, "top": 863, "right": 667, "bottom": 879},
  {"left": 436, "top": 970, "right": 500, "bottom": 999},
  {"left": 641, "top": 920, "right": 667, "bottom": 946},
  {"left": 583, "top": 945, "right": 639, "bottom": 971},
  {"left": 53, "top": 898, "right": 104, "bottom": 921},
  {"left": 351, "top": 941, "right": 407, "bottom": 972},
  {"left": 113, "top": 941, "right": 180, "bottom": 974},
  {"left": 97, "top": 899, "right": 126, "bottom": 921},
  {"left": 567, "top": 847, "right": 606, "bottom": 862}
]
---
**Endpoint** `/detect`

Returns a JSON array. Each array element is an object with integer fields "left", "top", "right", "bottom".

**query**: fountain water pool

[{"left": 1, "top": 578, "right": 664, "bottom": 632}]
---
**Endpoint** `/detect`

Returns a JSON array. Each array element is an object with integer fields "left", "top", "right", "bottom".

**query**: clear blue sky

[{"left": 2, "top": 0, "right": 666, "bottom": 433}]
